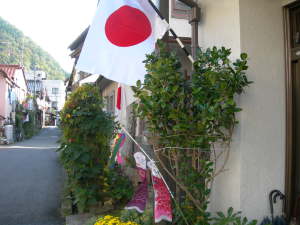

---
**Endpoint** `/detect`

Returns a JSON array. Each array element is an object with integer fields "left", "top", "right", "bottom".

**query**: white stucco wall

[
  {"left": 43, "top": 80, "right": 66, "bottom": 111},
  {"left": 193, "top": 0, "right": 242, "bottom": 213},
  {"left": 238, "top": 0, "right": 286, "bottom": 220},
  {"left": 197, "top": 0, "right": 286, "bottom": 221},
  {"left": 197, "top": 0, "right": 241, "bottom": 58},
  {"left": 14, "top": 69, "right": 27, "bottom": 103}
]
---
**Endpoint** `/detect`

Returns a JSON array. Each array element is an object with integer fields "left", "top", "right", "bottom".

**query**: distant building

[
  {"left": 25, "top": 70, "right": 47, "bottom": 81},
  {"left": 0, "top": 64, "right": 28, "bottom": 125},
  {"left": 25, "top": 70, "right": 47, "bottom": 97},
  {"left": 42, "top": 80, "right": 66, "bottom": 112}
]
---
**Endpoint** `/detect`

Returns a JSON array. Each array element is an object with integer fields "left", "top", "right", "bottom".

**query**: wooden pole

[
  {"left": 148, "top": 0, "right": 195, "bottom": 63},
  {"left": 189, "top": 6, "right": 200, "bottom": 59}
]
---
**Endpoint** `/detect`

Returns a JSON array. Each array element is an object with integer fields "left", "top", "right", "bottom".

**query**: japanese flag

[{"left": 76, "top": 0, "right": 169, "bottom": 86}]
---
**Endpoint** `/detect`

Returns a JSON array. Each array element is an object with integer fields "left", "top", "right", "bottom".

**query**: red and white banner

[
  {"left": 148, "top": 161, "right": 172, "bottom": 223},
  {"left": 115, "top": 83, "right": 135, "bottom": 125},
  {"left": 125, "top": 152, "right": 148, "bottom": 213},
  {"left": 76, "top": 0, "right": 169, "bottom": 86}
]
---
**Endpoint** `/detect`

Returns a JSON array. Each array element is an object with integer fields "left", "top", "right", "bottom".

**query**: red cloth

[{"left": 117, "top": 86, "right": 122, "bottom": 110}]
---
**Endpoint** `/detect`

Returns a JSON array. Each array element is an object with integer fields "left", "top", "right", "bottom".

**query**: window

[
  {"left": 52, "top": 88, "right": 59, "bottom": 95},
  {"left": 52, "top": 101, "right": 58, "bottom": 109},
  {"left": 105, "top": 92, "right": 115, "bottom": 114},
  {"left": 171, "top": 0, "right": 191, "bottom": 19}
]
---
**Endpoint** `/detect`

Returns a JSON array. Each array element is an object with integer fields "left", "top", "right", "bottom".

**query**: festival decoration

[
  {"left": 110, "top": 133, "right": 126, "bottom": 167},
  {"left": 76, "top": 0, "right": 169, "bottom": 86},
  {"left": 125, "top": 152, "right": 148, "bottom": 213},
  {"left": 147, "top": 161, "right": 172, "bottom": 223}
]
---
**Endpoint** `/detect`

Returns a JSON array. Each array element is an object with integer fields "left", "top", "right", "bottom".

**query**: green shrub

[
  {"left": 211, "top": 208, "right": 257, "bottom": 225},
  {"left": 58, "top": 84, "right": 118, "bottom": 212},
  {"left": 133, "top": 43, "right": 252, "bottom": 224},
  {"left": 23, "top": 111, "right": 38, "bottom": 139},
  {"left": 120, "top": 209, "right": 154, "bottom": 225},
  {"left": 104, "top": 165, "right": 134, "bottom": 206}
]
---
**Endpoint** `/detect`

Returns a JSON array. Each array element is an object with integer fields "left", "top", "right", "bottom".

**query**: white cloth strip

[{"left": 121, "top": 125, "right": 175, "bottom": 199}]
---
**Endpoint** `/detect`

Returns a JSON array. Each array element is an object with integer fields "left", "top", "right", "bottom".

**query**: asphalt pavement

[{"left": 0, "top": 127, "right": 64, "bottom": 225}]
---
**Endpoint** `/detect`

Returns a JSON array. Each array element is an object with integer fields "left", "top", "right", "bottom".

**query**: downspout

[{"left": 178, "top": 0, "right": 200, "bottom": 59}]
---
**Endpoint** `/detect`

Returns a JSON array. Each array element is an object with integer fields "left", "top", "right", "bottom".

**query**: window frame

[{"left": 171, "top": 0, "right": 191, "bottom": 20}]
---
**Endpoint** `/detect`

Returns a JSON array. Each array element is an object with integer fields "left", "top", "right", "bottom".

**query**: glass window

[
  {"left": 52, "top": 88, "right": 59, "bottom": 95},
  {"left": 105, "top": 92, "right": 115, "bottom": 114},
  {"left": 171, "top": 0, "right": 191, "bottom": 19},
  {"left": 52, "top": 101, "right": 58, "bottom": 109}
]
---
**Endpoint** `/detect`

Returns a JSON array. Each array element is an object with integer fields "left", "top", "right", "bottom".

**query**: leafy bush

[
  {"left": 211, "top": 208, "right": 257, "bottom": 225},
  {"left": 58, "top": 84, "right": 118, "bottom": 212},
  {"left": 23, "top": 111, "right": 39, "bottom": 139},
  {"left": 120, "top": 208, "right": 154, "bottom": 225},
  {"left": 133, "top": 43, "right": 252, "bottom": 224},
  {"left": 104, "top": 165, "right": 134, "bottom": 206}
]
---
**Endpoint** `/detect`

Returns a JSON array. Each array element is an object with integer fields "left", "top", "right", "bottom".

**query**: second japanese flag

[{"left": 76, "top": 0, "right": 169, "bottom": 86}]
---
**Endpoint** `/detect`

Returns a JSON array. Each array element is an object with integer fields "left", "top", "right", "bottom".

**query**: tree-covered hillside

[{"left": 0, "top": 17, "right": 68, "bottom": 80}]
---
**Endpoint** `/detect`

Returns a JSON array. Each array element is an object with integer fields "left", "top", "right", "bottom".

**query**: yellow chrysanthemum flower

[{"left": 93, "top": 215, "right": 139, "bottom": 225}]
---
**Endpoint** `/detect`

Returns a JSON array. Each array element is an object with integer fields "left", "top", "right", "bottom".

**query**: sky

[{"left": 0, "top": 0, "right": 99, "bottom": 73}]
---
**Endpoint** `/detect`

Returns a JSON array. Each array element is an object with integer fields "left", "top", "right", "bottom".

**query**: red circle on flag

[{"left": 105, "top": 6, "right": 152, "bottom": 47}]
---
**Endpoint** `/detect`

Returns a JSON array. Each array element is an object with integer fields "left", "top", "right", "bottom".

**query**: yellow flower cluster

[{"left": 94, "top": 215, "right": 139, "bottom": 225}]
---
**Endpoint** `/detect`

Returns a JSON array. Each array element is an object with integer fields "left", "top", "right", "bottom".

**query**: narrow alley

[{"left": 0, "top": 128, "right": 64, "bottom": 225}]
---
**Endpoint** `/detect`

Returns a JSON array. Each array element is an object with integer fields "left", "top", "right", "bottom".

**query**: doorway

[{"left": 286, "top": 2, "right": 300, "bottom": 221}]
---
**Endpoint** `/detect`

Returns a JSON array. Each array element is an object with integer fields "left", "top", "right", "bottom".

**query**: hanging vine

[{"left": 132, "top": 42, "right": 252, "bottom": 225}]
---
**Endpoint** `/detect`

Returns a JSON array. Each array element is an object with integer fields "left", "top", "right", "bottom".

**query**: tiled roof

[
  {"left": 0, "top": 64, "right": 28, "bottom": 90},
  {"left": 0, "top": 64, "right": 23, "bottom": 79}
]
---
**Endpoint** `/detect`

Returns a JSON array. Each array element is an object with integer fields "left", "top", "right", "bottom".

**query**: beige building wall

[
  {"left": 192, "top": 0, "right": 242, "bottom": 213},
  {"left": 238, "top": 0, "right": 286, "bottom": 220},
  {"left": 191, "top": 0, "right": 286, "bottom": 221}
]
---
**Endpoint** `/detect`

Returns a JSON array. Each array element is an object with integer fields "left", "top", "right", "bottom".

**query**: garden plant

[
  {"left": 59, "top": 84, "right": 132, "bottom": 212},
  {"left": 132, "top": 42, "right": 256, "bottom": 225}
]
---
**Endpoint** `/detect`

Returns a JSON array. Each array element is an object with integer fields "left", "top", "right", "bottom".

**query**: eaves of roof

[
  {"left": 0, "top": 64, "right": 28, "bottom": 92},
  {"left": 69, "top": 27, "right": 89, "bottom": 51}
]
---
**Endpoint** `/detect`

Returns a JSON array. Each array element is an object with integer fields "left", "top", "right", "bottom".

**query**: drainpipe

[{"left": 178, "top": 0, "right": 200, "bottom": 59}]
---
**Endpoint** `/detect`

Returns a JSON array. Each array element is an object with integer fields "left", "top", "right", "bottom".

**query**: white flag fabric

[
  {"left": 115, "top": 83, "right": 135, "bottom": 125},
  {"left": 76, "top": 0, "right": 169, "bottom": 86}
]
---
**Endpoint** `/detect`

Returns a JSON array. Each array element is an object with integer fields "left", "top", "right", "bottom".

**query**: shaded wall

[
  {"left": 0, "top": 75, "right": 6, "bottom": 120},
  {"left": 192, "top": 0, "right": 286, "bottom": 221}
]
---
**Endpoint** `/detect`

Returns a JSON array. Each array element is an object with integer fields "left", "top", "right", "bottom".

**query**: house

[
  {"left": 42, "top": 80, "right": 65, "bottom": 112},
  {"left": 0, "top": 64, "right": 28, "bottom": 125},
  {"left": 67, "top": 0, "right": 300, "bottom": 222},
  {"left": 25, "top": 70, "right": 47, "bottom": 97},
  {"left": 42, "top": 80, "right": 66, "bottom": 125}
]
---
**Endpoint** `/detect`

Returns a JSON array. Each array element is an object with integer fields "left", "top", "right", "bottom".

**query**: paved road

[{"left": 0, "top": 127, "right": 64, "bottom": 225}]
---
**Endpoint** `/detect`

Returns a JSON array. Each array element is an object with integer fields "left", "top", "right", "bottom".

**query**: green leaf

[{"left": 241, "top": 53, "right": 248, "bottom": 60}]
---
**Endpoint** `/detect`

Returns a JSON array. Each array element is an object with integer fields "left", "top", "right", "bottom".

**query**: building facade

[
  {"left": 67, "top": 0, "right": 300, "bottom": 222},
  {"left": 0, "top": 64, "right": 28, "bottom": 125},
  {"left": 42, "top": 80, "right": 66, "bottom": 112}
]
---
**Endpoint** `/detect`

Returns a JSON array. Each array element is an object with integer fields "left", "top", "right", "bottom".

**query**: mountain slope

[{"left": 0, "top": 17, "right": 68, "bottom": 80}]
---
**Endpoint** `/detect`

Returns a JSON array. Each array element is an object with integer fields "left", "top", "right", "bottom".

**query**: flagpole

[{"left": 147, "top": 0, "right": 195, "bottom": 64}]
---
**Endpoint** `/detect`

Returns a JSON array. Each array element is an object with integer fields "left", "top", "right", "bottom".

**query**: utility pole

[{"left": 33, "top": 65, "right": 37, "bottom": 131}]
